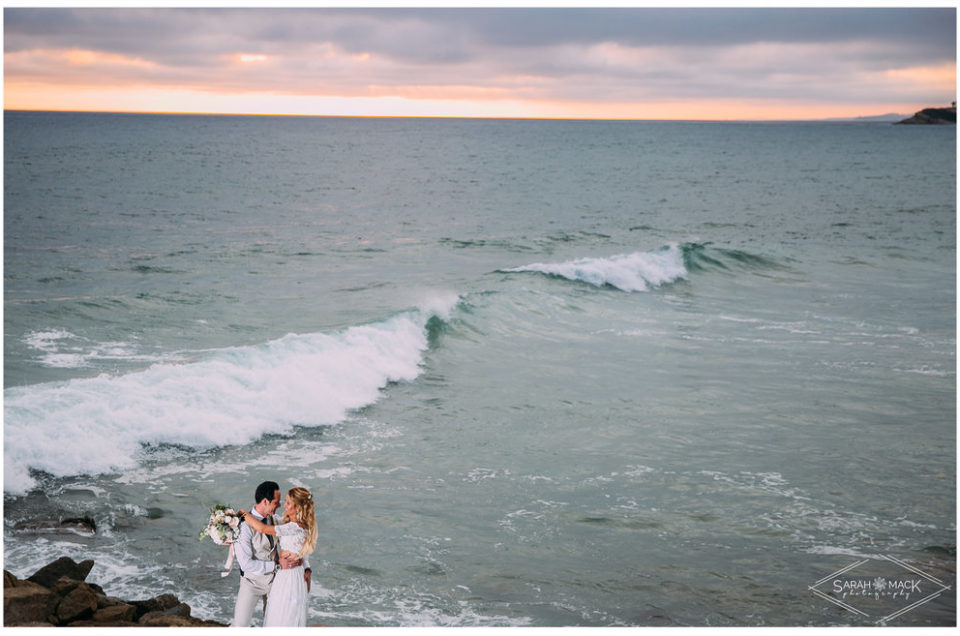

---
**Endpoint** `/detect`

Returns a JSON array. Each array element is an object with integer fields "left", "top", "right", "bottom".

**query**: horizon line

[{"left": 4, "top": 107, "right": 910, "bottom": 123}]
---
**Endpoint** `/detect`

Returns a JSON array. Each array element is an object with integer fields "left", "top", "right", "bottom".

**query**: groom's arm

[
  {"left": 233, "top": 521, "right": 277, "bottom": 577},
  {"left": 276, "top": 546, "right": 310, "bottom": 572}
]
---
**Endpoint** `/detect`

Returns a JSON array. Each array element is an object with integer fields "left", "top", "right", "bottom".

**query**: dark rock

[
  {"left": 139, "top": 602, "right": 191, "bottom": 625},
  {"left": 896, "top": 106, "right": 956, "bottom": 125},
  {"left": 50, "top": 576, "right": 82, "bottom": 595},
  {"left": 92, "top": 602, "right": 137, "bottom": 623},
  {"left": 922, "top": 545, "right": 957, "bottom": 556},
  {"left": 55, "top": 582, "right": 98, "bottom": 624},
  {"left": 144, "top": 614, "right": 223, "bottom": 627},
  {"left": 141, "top": 615, "right": 195, "bottom": 626},
  {"left": 130, "top": 592, "right": 180, "bottom": 620},
  {"left": 8, "top": 622, "right": 56, "bottom": 627},
  {"left": 26, "top": 556, "right": 94, "bottom": 588},
  {"left": 5, "top": 557, "right": 228, "bottom": 627},
  {"left": 3, "top": 580, "right": 57, "bottom": 626},
  {"left": 71, "top": 619, "right": 140, "bottom": 627},
  {"left": 14, "top": 516, "right": 96, "bottom": 536},
  {"left": 97, "top": 594, "right": 131, "bottom": 609}
]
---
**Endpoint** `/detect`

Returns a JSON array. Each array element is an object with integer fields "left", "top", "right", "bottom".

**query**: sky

[{"left": 3, "top": 5, "right": 957, "bottom": 120}]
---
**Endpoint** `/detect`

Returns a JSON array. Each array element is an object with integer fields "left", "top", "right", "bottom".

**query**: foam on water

[
  {"left": 502, "top": 244, "right": 688, "bottom": 292},
  {"left": 4, "top": 295, "right": 460, "bottom": 495},
  {"left": 22, "top": 329, "right": 176, "bottom": 369}
]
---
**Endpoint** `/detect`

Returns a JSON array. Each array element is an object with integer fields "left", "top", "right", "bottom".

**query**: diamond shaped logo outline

[
  {"left": 808, "top": 554, "right": 953, "bottom": 625},
  {"left": 876, "top": 555, "right": 952, "bottom": 624}
]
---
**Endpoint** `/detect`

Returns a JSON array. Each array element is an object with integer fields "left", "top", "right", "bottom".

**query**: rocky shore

[
  {"left": 896, "top": 105, "right": 956, "bottom": 125},
  {"left": 4, "top": 556, "right": 226, "bottom": 627}
]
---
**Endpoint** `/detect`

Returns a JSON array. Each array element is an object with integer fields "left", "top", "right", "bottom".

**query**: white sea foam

[
  {"left": 23, "top": 329, "right": 175, "bottom": 369},
  {"left": 803, "top": 545, "right": 883, "bottom": 559},
  {"left": 503, "top": 244, "right": 688, "bottom": 292},
  {"left": 4, "top": 297, "right": 460, "bottom": 495},
  {"left": 23, "top": 329, "right": 77, "bottom": 351}
]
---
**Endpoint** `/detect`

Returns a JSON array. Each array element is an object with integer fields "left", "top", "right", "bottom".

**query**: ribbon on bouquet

[{"left": 221, "top": 543, "right": 236, "bottom": 578}]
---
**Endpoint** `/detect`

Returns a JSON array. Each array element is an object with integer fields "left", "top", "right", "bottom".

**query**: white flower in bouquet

[{"left": 199, "top": 504, "right": 242, "bottom": 546}]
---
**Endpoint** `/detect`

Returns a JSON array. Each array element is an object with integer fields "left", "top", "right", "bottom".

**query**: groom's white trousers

[{"left": 232, "top": 573, "right": 273, "bottom": 627}]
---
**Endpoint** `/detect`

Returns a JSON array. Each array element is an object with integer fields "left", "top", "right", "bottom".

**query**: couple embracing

[{"left": 231, "top": 480, "right": 318, "bottom": 627}]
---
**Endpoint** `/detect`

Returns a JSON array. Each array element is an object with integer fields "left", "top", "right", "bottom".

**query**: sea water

[{"left": 3, "top": 111, "right": 955, "bottom": 626}]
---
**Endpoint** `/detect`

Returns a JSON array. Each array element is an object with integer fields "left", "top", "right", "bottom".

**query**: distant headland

[{"left": 896, "top": 103, "right": 956, "bottom": 125}]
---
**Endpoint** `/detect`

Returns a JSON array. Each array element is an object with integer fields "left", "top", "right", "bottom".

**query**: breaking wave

[
  {"left": 501, "top": 244, "right": 688, "bottom": 292},
  {"left": 501, "top": 243, "right": 781, "bottom": 292},
  {"left": 3, "top": 295, "right": 461, "bottom": 495}
]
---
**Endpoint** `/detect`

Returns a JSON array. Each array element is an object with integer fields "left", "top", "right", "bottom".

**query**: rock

[
  {"left": 14, "top": 516, "right": 96, "bottom": 536},
  {"left": 8, "top": 622, "right": 56, "bottom": 627},
  {"left": 896, "top": 106, "right": 956, "bottom": 125},
  {"left": 55, "top": 582, "right": 98, "bottom": 624},
  {"left": 141, "top": 615, "right": 196, "bottom": 626},
  {"left": 150, "top": 615, "right": 223, "bottom": 627},
  {"left": 26, "top": 556, "right": 94, "bottom": 588},
  {"left": 139, "top": 601, "right": 191, "bottom": 625},
  {"left": 70, "top": 618, "right": 140, "bottom": 627},
  {"left": 50, "top": 577, "right": 82, "bottom": 595},
  {"left": 922, "top": 545, "right": 956, "bottom": 557},
  {"left": 92, "top": 602, "right": 137, "bottom": 623},
  {"left": 97, "top": 594, "right": 131, "bottom": 609},
  {"left": 4, "top": 557, "right": 228, "bottom": 627},
  {"left": 61, "top": 516, "right": 97, "bottom": 533},
  {"left": 131, "top": 592, "right": 180, "bottom": 620},
  {"left": 137, "top": 603, "right": 196, "bottom": 627},
  {"left": 3, "top": 580, "right": 57, "bottom": 626}
]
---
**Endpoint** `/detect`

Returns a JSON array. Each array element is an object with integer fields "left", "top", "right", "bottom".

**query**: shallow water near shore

[{"left": 4, "top": 112, "right": 955, "bottom": 626}]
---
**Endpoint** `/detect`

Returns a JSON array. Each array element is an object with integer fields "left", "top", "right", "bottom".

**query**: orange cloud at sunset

[{"left": 882, "top": 64, "right": 957, "bottom": 93}]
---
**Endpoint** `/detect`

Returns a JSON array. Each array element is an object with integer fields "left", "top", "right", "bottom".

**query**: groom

[{"left": 231, "top": 480, "right": 312, "bottom": 627}]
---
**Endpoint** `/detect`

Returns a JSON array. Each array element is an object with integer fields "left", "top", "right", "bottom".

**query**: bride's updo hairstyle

[{"left": 285, "top": 487, "right": 318, "bottom": 557}]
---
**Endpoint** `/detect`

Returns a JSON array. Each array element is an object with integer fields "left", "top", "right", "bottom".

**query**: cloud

[
  {"left": 4, "top": 7, "right": 955, "bottom": 117},
  {"left": 6, "top": 8, "right": 954, "bottom": 61}
]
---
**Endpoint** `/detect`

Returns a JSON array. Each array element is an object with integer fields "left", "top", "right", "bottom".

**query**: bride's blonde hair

[{"left": 283, "top": 487, "right": 317, "bottom": 557}]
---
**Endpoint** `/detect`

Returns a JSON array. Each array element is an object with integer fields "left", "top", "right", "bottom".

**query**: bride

[{"left": 240, "top": 487, "right": 318, "bottom": 626}]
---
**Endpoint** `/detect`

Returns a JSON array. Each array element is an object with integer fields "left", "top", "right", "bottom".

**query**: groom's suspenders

[{"left": 237, "top": 518, "right": 246, "bottom": 577}]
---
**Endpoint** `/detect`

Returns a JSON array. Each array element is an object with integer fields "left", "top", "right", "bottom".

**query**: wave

[
  {"left": 681, "top": 243, "right": 783, "bottom": 273},
  {"left": 501, "top": 244, "right": 689, "bottom": 292},
  {"left": 3, "top": 295, "right": 461, "bottom": 495},
  {"left": 500, "top": 243, "right": 781, "bottom": 292}
]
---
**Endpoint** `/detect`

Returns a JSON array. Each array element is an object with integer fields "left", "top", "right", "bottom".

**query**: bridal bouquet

[
  {"left": 199, "top": 505, "right": 243, "bottom": 577},
  {"left": 199, "top": 504, "right": 242, "bottom": 546}
]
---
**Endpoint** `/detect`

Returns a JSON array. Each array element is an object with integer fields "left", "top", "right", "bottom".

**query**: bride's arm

[{"left": 238, "top": 510, "right": 276, "bottom": 536}]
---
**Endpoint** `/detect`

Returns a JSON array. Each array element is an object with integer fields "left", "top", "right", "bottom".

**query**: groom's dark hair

[{"left": 254, "top": 480, "right": 280, "bottom": 505}]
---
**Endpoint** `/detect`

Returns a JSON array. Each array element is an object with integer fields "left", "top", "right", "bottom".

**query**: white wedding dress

[{"left": 263, "top": 522, "right": 308, "bottom": 627}]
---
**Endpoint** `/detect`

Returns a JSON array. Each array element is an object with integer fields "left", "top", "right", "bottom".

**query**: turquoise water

[{"left": 4, "top": 111, "right": 955, "bottom": 625}]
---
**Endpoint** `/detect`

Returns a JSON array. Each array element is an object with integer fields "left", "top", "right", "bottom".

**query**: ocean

[{"left": 3, "top": 110, "right": 955, "bottom": 626}]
